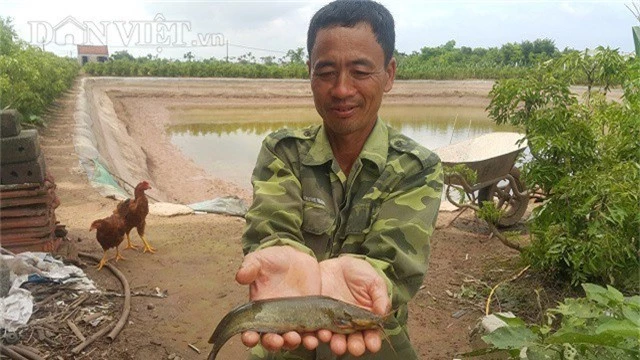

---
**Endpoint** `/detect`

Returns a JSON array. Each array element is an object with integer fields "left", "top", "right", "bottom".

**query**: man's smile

[{"left": 330, "top": 104, "right": 358, "bottom": 118}]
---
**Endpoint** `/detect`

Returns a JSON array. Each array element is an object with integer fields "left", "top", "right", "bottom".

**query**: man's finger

[
  {"left": 369, "top": 277, "right": 390, "bottom": 315},
  {"left": 302, "top": 333, "right": 319, "bottom": 350},
  {"left": 261, "top": 333, "right": 285, "bottom": 352},
  {"left": 346, "top": 332, "right": 366, "bottom": 357},
  {"left": 282, "top": 331, "right": 302, "bottom": 350},
  {"left": 241, "top": 331, "right": 260, "bottom": 347},
  {"left": 329, "top": 333, "right": 347, "bottom": 355},
  {"left": 235, "top": 256, "right": 260, "bottom": 285},
  {"left": 317, "top": 329, "right": 332, "bottom": 343},
  {"left": 363, "top": 329, "right": 383, "bottom": 353}
]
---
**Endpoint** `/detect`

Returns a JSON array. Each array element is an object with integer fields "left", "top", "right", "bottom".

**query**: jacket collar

[{"left": 302, "top": 119, "right": 388, "bottom": 174}]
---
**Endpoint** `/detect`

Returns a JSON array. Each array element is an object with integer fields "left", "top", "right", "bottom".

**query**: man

[{"left": 236, "top": 0, "right": 443, "bottom": 358}]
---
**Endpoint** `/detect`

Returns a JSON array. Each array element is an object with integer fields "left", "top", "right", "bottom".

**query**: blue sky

[{"left": 1, "top": 1, "right": 636, "bottom": 60}]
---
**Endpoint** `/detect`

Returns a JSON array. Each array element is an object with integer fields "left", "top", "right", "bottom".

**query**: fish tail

[{"left": 207, "top": 344, "right": 220, "bottom": 360}]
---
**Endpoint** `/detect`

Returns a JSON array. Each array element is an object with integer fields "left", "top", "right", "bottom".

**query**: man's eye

[
  {"left": 352, "top": 70, "right": 372, "bottom": 79},
  {"left": 315, "top": 71, "right": 337, "bottom": 79}
]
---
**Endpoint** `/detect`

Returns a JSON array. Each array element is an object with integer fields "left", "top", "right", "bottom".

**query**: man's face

[{"left": 308, "top": 23, "right": 396, "bottom": 138}]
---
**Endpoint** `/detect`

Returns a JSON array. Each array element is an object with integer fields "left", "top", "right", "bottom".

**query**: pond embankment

[{"left": 74, "top": 77, "right": 497, "bottom": 205}]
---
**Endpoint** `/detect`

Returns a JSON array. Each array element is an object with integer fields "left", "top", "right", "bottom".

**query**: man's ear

[
  {"left": 307, "top": 60, "right": 312, "bottom": 78},
  {"left": 384, "top": 57, "right": 397, "bottom": 92}
]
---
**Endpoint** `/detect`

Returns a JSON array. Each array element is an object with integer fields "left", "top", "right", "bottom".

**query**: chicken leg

[
  {"left": 140, "top": 235, "right": 156, "bottom": 253},
  {"left": 124, "top": 232, "right": 139, "bottom": 250},
  {"left": 96, "top": 250, "right": 109, "bottom": 270},
  {"left": 113, "top": 246, "right": 126, "bottom": 262}
]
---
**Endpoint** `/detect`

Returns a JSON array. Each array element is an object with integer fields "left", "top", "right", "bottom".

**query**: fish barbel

[{"left": 207, "top": 295, "right": 384, "bottom": 360}]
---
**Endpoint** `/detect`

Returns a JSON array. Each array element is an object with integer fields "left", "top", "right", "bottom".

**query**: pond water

[{"left": 167, "top": 104, "right": 511, "bottom": 189}]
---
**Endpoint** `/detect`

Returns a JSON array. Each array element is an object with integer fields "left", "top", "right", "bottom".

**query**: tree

[
  {"left": 0, "top": 17, "right": 19, "bottom": 56},
  {"left": 487, "top": 49, "right": 639, "bottom": 290},
  {"left": 0, "top": 16, "right": 78, "bottom": 120},
  {"left": 183, "top": 51, "right": 195, "bottom": 62},
  {"left": 110, "top": 50, "right": 135, "bottom": 61},
  {"left": 260, "top": 56, "right": 275, "bottom": 65},
  {"left": 499, "top": 42, "right": 523, "bottom": 66},
  {"left": 531, "top": 38, "right": 557, "bottom": 58},
  {"left": 284, "top": 47, "right": 305, "bottom": 64},
  {"left": 237, "top": 52, "right": 255, "bottom": 64}
]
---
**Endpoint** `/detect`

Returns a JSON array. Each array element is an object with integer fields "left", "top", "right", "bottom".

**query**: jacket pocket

[
  {"left": 301, "top": 201, "right": 332, "bottom": 235},
  {"left": 344, "top": 201, "right": 377, "bottom": 236}
]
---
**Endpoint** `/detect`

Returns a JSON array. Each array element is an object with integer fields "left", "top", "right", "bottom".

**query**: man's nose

[{"left": 331, "top": 71, "right": 357, "bottom": 98}]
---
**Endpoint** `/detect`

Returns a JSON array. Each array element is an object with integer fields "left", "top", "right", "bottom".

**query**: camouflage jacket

[{"left": 243, "top": 119, "right": 443, "bottom": 321}]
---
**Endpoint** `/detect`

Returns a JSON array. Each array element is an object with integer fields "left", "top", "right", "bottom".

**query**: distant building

[{"left": 77, "top": 45, "right": 109, "bottom": 65}]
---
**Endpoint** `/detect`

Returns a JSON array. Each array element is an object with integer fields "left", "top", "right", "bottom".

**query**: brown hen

[
  {"left": 90, "top": 212, "right": 128, "bottom": 270},
  {"left": 114, "top": 180, "right": 156, "bottom": 253}
]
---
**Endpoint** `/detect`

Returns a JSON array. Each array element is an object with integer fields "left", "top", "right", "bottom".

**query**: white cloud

[{"left": 1, "top": 0, "right": 634, "bottom": 58}]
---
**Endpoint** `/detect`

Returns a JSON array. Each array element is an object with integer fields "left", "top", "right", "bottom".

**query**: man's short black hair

[{"left": 307, "top": 0, "right": 395, "bottom": 66}]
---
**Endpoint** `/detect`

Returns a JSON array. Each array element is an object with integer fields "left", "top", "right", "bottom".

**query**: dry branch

[
  {"left": 70, "top": 323, "right": 114, "bottom": 355},
  {"left": 66, "top": 319, "right": 86, "bottom": 342},
  {"left": 0, "top": 346, "right": 29, "bottom": 360},
  {"left": 6, "top": 346, "right": 46, "bottom": 360}
]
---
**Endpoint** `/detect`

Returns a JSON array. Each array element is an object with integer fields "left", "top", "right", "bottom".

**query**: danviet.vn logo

[{"left": 28, "top": 13, "right": 224, "bottom": 53}]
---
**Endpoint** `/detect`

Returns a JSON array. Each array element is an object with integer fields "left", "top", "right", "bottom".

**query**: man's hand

[
  {"left": 319, "top": 256, "right": 390, "bottom": 357},
  {"left": 235, "top": 246, "right": 321, "bottom": 351}
]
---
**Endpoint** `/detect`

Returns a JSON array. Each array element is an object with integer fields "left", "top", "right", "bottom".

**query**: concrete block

[
  {"left": 1, "top": 110, "right": 22, "bottom": 138},
  {"left": 0, "top": 153, "right": 46, "bottom": 185},
  {"left": 1, "top": 129, "right": 40, "bottom": 164}
]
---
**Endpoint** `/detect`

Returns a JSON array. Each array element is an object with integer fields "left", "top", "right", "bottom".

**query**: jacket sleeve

[
  {"left": 344, "top": 159, "right": 443, "bottom": 310},
  {"left": 241, "top": 137, "right": 316, "bottom": 258}
]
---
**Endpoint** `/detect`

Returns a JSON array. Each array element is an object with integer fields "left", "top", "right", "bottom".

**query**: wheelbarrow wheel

[{"left": 477, "top": 167, "right": 527, "bottom": 227}]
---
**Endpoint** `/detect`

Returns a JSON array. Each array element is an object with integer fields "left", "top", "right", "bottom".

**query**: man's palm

[
  {"left": 319, "top": 256, "right": 390, "bottom": 356},
  {"left": 236, "top": 246, "right": 321, "bottom": 299},
  {"left": 236, "top": 246, "right": 321, "bottom": 351}
]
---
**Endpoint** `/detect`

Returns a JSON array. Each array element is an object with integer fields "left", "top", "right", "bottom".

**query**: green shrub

[
  {"left": 464, "top": 283, "right": 640, "bottom": 360},
  {"left": 487, "top": 49, "right": 639, "bottom": 290},
  {"left": 0, "top": 17, "right": 79, "bottom": 121}
]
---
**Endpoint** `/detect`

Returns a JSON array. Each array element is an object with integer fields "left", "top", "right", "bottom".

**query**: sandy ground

[{"left": 37, "top": 77, "right": 522, "bottom": 360}]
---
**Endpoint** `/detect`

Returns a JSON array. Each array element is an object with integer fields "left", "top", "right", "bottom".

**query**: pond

[{"left": 167, "top": 104, "right": 510, "bottom": 189}]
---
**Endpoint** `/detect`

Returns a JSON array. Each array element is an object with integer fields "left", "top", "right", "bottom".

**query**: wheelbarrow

[{"left": 434, "top": 132, "right": 529, "bottom": 227}]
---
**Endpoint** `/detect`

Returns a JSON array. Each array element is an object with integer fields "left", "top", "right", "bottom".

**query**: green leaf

[
  {"left": 596, "top": 318, "right": 640, "bottom": 340},
  {"left": 582, "top": 283, "right": 611, "bottom": 305},
  {"left": 482, "top": 326, "right": 539, "bottom": 349},
  {"left": 625, "top": 296, "right": 640, "bottom": 309},
  {"left": 458, "top": 347, "right": 507, "bottom": 358},
  {"left": 546, "top": 328, "right": 625, "bottom": 347},
  {"left": 495, "top": 314, "right": 527, "bottom": 327},
  {"left": 553, "top": 300, "right": 601, "bottom": 319},
  {"left": 605, "top": 285, "right": 625, "bottom": 304},
  {"left": 526, "top": 345, "right": 562, "bottom": 360},
  {"left": 622, "top": 305, "right": 640, "bottom": 327}
]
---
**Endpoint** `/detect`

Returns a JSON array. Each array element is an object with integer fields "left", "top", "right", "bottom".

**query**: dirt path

[{"left": 38, "top": 78, "right": 519, "bottom": 360}]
